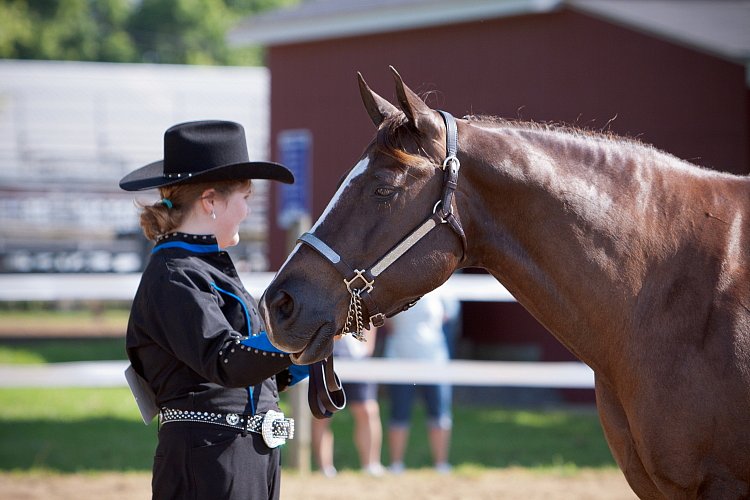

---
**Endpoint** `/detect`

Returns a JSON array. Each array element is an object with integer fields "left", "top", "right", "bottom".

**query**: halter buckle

[
  {"left": 433, "top": 200, "right": 453, "bottom": 224},
  {"left": 441, "top": 155, "right": 460, "bottom": 171},
  {"left": 344, "top": 270, "right": 374, "bottom": 294},
  {"left": 369, "top": 312, "right": 386, "bottom": 328}
]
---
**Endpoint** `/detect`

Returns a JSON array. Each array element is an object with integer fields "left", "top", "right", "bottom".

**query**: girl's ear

[{"left": 200, "top": 188, "right": 216, "bottom": 215}]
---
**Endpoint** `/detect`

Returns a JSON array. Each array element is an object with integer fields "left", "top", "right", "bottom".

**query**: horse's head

[{"left": 262, "top": 67, "right": 465, "bottom": 364}]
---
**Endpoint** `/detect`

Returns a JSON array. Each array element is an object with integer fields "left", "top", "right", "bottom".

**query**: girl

[{"left": 120, "top": 120, "right": 305, "bottom": 499}]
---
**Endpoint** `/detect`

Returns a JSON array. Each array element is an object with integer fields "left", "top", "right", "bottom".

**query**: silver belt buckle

[{"left": 261, "top": 409, "right": 294, "bottom": 448}]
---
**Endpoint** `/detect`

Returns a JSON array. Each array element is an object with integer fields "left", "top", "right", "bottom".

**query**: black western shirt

[{"left": 126, "top": 232, "right": 298, "bottom": 417}]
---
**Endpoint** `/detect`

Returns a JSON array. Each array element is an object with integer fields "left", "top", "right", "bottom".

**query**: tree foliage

[{"left": 0, "top": 0, "right": 298, "bottom": 65}]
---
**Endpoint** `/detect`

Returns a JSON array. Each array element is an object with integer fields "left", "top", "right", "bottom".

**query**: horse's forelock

[{"left": 374, "top": 113, "right": 431, "bottom": 169}]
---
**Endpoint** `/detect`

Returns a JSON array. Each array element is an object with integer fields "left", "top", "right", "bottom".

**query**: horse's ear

[
  {"left": 358, "top": 72, "right": 399, "bottom": 127},
  {"left": 390, "top": 66, "right": 433, "bottom": 130}
]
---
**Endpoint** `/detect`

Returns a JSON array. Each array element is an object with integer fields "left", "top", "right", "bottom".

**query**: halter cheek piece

[{"left": 297, "top": 110, "right": 467, "bottom": 341}]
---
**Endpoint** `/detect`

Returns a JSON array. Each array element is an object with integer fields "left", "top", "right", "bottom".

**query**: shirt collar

[{"left": 152, "top": 232, "right": 220, "bottom": 254}]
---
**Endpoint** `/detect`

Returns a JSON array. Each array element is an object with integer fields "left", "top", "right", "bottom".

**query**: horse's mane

[
  {"left": 375, "top": 111, "right": 657, "bottom": 163},
  {"left": 465, "top": 114, "right": 650, "bottom": 149},
  {"left": 469, "top": 115, "right": 732, "bottom": 176},
  {"left": 369, "top": 110, "right": 716, "bottom": 177}
]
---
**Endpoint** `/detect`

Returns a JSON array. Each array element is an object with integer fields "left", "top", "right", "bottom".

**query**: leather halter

[{"left": 297, "top": 110, "right": 466, "bottom": 340}]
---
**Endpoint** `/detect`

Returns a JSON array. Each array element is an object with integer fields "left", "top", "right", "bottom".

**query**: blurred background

[{"left": 0, "top": 0, "right": 747, "bottom": 497}]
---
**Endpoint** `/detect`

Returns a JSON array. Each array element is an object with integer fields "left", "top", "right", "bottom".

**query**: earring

[{"left": 211, "top": 210, "right": 216, "bottom": 220}]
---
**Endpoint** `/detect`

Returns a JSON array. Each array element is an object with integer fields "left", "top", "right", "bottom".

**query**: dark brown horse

[{"left": 261, "top": 67, "right": 750, "bottom": 498}]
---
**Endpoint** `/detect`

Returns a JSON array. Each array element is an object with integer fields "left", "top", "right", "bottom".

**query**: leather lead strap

[{"left": 308, "top": 357, "right": 346, "bottom": 419}]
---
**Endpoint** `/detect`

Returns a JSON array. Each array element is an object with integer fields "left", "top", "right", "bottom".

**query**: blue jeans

[
  {"left": 342, "top": 382, "right": 377, "bottom": 403},
  {"left": 388, "top": 383, "right": 452, "bottom": 430}
]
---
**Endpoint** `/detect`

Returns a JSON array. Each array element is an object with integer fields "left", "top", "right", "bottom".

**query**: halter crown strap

[
  {"left": 439, "top": 110, "right": 458, "bottom": 161},
  {"left": 436, "top": 110, "right": 467, "bottom": 253}
]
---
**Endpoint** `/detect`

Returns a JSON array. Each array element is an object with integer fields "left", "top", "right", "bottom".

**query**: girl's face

[{"left": 213, "top": 183, "right": 252, "bottom": 248}]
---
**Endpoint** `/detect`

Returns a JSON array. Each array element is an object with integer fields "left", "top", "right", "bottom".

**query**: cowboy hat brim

[{"left": 119, "top": 159, "right": 294, "bottom": 191}]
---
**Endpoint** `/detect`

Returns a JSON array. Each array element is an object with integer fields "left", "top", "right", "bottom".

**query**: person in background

[
  {"left": 312, "top": 332, "right": 385, "bottom": 477},
  {"left": 383, "top": 291, "right": 455, "bottom": 474},
  {"left": 119, "top": 120, "right": 307, "bottom": 500}
]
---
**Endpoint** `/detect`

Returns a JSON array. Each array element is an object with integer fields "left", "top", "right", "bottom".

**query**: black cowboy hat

[{"left": 119, "top": 120, "right": 294, "bottom": 191}]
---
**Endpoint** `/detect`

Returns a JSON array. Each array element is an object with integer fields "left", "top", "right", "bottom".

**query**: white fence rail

[
  {"left": 0, "top": 359, "right": 594, "bottom": 389},
  {"left": 0, "top": 272, "right": 516, "bottom": 302},
  {"left": 0, "top": 272, "right": 594, "bottom": 390}
]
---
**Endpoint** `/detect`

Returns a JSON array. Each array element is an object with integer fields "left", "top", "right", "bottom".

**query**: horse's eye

[{"left": 374, "top": 186, "right": 396, "bottom": 198}]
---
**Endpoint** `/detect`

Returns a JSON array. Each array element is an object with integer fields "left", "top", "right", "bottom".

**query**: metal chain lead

[{"left": 342, "top": 289, "right": 367, "bottom": 342}]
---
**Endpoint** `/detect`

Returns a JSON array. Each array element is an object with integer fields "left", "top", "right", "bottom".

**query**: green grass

[
  {"left": 0, "top": 387, "right": 155, "bottom": 472},
  {"left": 0, "top": 338, "right": 127, "bottom": 364},
  {"left": 0, "top": 338, "right": 617, "bottom": 474},
  {"left": 0, "top": 386, "right": 616, "bottom": 473},
  {"left": 326, "top": 401, "right": 614, "bottom": 472},
  {"left": 450, "top": 406, "right": 610, "bottom": 470}
]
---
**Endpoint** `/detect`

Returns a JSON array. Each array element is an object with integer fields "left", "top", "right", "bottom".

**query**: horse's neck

[{"left": 460, "top": 123, "right": 742, "bottom": 373}]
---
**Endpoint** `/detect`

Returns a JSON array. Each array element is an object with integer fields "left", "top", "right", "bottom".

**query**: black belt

[{"left": 159, "top": 408, "right": 294, "bottom": 448}]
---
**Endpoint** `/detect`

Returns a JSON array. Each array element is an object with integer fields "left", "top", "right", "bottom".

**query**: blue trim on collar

[{"left": 152, "top": 240, "right": 220, "bottom": 254}]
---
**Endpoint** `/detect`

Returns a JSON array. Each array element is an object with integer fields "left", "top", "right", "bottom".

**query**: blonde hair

[{"left": 137, "top": 179, "right": 251, "bottom": 241}]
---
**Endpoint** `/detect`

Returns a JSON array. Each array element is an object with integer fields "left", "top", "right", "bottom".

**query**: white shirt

[
  {"left": 333, "top": 331, "right": 371, "bottom": 359},
  {"left": 384, "top": 291, "right": 449, "bottom": 361}
]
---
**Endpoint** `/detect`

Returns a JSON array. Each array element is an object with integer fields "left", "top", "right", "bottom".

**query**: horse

[{"left": 260, "top": 67, "right": 750, "bottom": 498}]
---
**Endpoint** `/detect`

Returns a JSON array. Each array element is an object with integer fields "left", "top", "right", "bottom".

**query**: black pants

[{"left": 152, "top": 423, "right": 281, "bottom": 500}]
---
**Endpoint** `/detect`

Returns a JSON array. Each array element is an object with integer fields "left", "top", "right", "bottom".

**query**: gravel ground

[{"left": 0, "top": 468, "right": 637, "bottom": 500}]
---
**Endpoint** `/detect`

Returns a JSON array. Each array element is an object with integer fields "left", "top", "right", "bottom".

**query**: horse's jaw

[
  {"left": 288, "top": 322, "right": 336, "bottom": 365},
  {"left": 259, "top": 295, "right": 336, "bottom": 365}
]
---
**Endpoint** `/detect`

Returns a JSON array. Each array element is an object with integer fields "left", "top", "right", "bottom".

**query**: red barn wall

[{"left": 264, "top": 8, "right": 749, "bottom": 363}]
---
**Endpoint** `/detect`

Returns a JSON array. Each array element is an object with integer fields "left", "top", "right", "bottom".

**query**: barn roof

[
  {"left": 229, "top": 0, "right": 750, "bottom": 66},
  {"left": 229, "top": 0, "right": 561, "bottom": 46}
]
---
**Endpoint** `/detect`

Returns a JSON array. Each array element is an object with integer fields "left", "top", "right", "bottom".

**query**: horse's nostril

[{"left": 273, "top": 289, "right": 295, "bottom": 322}]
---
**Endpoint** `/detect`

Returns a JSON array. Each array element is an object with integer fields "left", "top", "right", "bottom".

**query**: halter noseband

[{"left": 297, "top": 110, "right": 466, "bottom": 341}]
